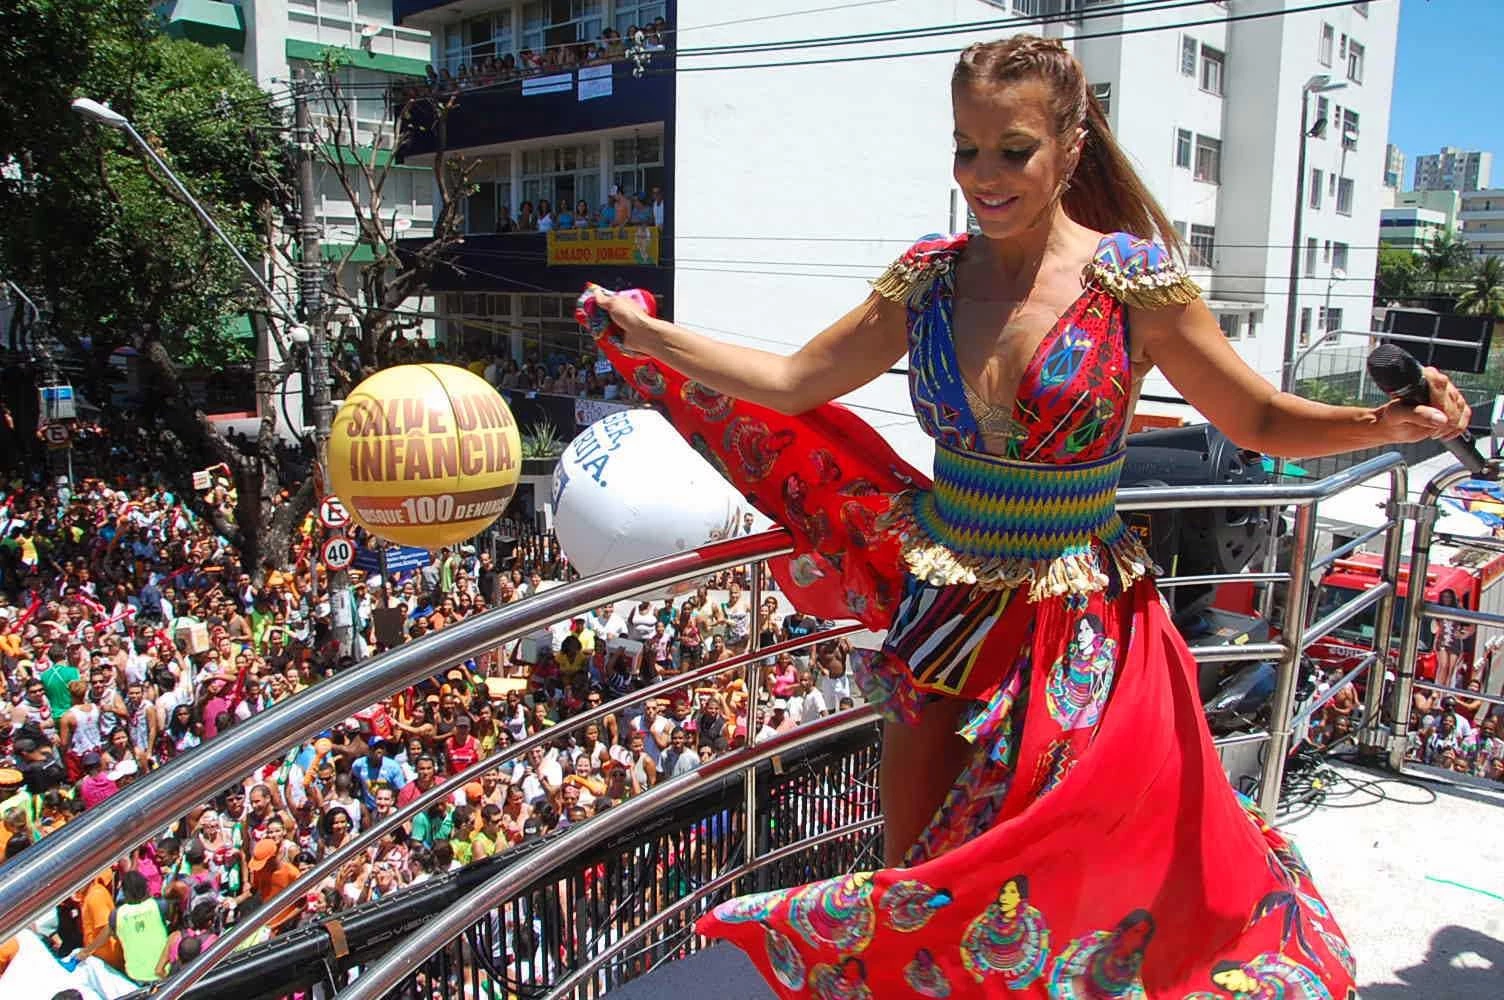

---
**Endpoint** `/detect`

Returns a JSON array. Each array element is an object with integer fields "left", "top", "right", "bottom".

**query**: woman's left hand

[{"left": 1376, "top": 366, "right": 1472, "bottom": 443}]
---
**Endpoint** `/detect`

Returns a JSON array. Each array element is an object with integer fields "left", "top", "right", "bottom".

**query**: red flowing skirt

[{"left": 588, "top": 313, "right": 1355, "bottom": 999}]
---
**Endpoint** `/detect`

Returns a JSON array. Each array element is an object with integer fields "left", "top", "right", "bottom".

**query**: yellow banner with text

[{"left": 547, "top": 226, "right": 660, "bottom": 266}]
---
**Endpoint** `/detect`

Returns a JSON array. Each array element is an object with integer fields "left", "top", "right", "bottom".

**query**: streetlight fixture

[
  {"left": 1279, "top": 74, "right": 1347, "bottom": 394},
  {"left": 70, "top": 97, "right": 304, "bottom": 332}
]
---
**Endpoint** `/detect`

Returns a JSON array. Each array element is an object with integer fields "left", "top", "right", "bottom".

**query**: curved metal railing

[
  {"left": 0, "top": 531, "right": 791, "bottom": 943},
  {"left": 0, "top": 450, "right": 1425, "bottom": 1000}
]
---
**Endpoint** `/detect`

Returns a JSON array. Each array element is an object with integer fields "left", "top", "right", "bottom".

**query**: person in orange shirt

[
  {"left": 246, "top": 838, "right": 301, "bottom": 931},
  {"left": 78, "top": 868, "right": 124, "bottom": 971}
]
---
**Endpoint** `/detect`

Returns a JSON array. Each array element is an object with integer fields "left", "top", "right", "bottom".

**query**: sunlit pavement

[{"left": 1283, "top": 760, "right": 1504, "bottom": 1000}]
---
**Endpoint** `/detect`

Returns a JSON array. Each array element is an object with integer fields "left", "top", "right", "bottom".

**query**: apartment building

[
  {"left": 1413, "top": 146, "right": 1493, "bottom": 194},
  {"left": 1460, "top": 189, "right": 1504, "bottom": 262},
  {"left": 164, "top": 0, "right": 437, "bottom": 307}
]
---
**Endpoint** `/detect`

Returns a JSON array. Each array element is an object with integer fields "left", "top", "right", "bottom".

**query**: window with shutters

[
  {"left": 1189, "top": 225, "right": 1216, "bottom": 268},
  {"left": 1199, "top": 46, "right": 1224, "bottom": 96},
  {"left": 1193, "top": 135, "right": 1221, "bottom": 183},
  {"left": 1174, "top": 129, "right": 1192, "bottom": 168}
]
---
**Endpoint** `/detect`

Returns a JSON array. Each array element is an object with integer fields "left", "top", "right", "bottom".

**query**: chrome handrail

[
  {"left": 0, "top": 531, "right": 792, "bottom": 944},
  {"left": 1390, "top": 463, "right": 1466, "bottom": 770},
  {"left": 152, "top": 624, "right": 862, "bottom": 1000},
  {"left": 337, "top": 707, "right": 881, "bottom": 1000}
]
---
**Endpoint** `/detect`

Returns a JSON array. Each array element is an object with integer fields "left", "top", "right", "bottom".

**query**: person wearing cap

[
  {"left": 246, "top": 837, "right": 301, "bottom": 930},
  {"left": 352, "top": 742, "right": 407, "bottom": 809},
  {"left": 0, "top": 768, "right": 31, "bottom": 831},
  {"left": 77, "top": 750, "right": 119, "bottom": 809}
]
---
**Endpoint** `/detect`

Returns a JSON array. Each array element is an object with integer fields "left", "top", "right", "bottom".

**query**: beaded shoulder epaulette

[
  {"left": 871, "top": 234, "right": 968, "bottom": 308},
  {"left": 1081, "top": 232, "right": 1202, "bottom": 309}
]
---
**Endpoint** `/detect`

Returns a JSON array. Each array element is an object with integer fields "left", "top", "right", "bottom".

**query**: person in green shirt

[
  {"left": 469, "top": 804, "right": 506, "bottom": 860},
  {"left": 39, "top": 659, "right": 79, "bottom": 722},
  {"left": 448, "top": 803, "right": 475, "bottom": 865},
  {"left": 79, "top": 869, "right": 168, "bottom": 984},
  {"left": 409, "top": 799, "right": 452, "bottom": 848}
]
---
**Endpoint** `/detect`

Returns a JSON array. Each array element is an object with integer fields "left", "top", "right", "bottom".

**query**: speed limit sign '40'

[{"left": 321, "top": 535, "right": 356, "bottom": 572}]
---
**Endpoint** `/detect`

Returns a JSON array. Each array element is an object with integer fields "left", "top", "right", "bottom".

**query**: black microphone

[{"left": 1366, "top": 345, "right": 1488, "bottom": 476}]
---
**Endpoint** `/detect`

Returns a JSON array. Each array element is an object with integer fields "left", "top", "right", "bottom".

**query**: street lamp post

[
  {"left": 1279, "top": 75, "right": 1347, "bottom": 395},
  {"left": 74, "top": 94, "right": 354, "bottom": 654},
  {"left": 70, "top": 98, "right": 302, "bottom": 331}
]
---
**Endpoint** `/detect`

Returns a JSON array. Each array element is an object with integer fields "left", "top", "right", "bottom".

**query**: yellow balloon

[{"left": 327, "top": 364, "right": 521, "bottom": 548}]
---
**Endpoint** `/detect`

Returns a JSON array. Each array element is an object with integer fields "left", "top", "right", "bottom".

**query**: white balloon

[{"left": 552, "top": 409, "right": 771, "bottom": 590}]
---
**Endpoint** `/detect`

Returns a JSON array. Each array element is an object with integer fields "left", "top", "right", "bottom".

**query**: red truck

[{"left": 1308, "top": 548, "right": 1504, "bottom": 693}]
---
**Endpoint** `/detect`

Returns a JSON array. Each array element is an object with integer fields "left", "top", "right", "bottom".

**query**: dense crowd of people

[
  {"left": 490, "top": 186, "right": 665, "bottom": 234},
  {"left": 1406, "top": 640, "right": 1504, "bottom": 778},
  {"left": 418, "top": 17, "right": 671, "bottom": 96},
  {"left": 0, "top": 424, "right": 849, "bottom": 986}
]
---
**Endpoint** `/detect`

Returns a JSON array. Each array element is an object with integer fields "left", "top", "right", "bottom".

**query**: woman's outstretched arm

[
  {"left": 589, "top": 289, "right": 909, "bottom": 415},
  {"left": 1135, "top": 300, "right": 1471, "bottom": 460}
]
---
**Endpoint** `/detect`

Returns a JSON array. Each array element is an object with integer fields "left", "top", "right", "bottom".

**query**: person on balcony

[{"left": 579, "top": 33, "right": 1470, "bottom": 999}]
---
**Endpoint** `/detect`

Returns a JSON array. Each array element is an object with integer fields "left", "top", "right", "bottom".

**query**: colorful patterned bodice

[
  {"left": 871, "top": 232, "right": 1200, "bottom": 599},
  {"left": 881, "top": 232, "right": 1188, "bottom": 463}
]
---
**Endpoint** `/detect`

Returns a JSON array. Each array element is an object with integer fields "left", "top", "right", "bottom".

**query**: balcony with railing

[{"left": 396, "top": 3, "right": 675, "bottom": 155}]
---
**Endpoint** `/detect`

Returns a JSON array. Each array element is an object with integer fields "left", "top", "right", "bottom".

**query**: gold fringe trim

[
  {"left": 1083, "top": 259, "right": 1202, "bottom": 309},
  {"left": 871, "top": 254, "right": 955, "bottom": 308},
  {"left": 879, "top": 490, "right": 1156, "bottom": 602}
]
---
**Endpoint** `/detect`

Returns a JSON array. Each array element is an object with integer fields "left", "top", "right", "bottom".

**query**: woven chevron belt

[{"left": 910, "top": 444, "right": 1127, "bottom": 563}]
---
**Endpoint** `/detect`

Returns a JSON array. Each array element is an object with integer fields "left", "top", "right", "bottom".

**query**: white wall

[{"left": 672, "top": 0, "right": 1051, "bottom": 473}]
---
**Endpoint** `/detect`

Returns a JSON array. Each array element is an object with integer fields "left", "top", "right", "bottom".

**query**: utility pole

[{"left": 294, "top": 69, "right": 352, "bottom": 656}]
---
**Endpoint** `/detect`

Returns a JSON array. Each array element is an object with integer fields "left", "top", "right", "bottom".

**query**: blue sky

[{"left": 1388, "top": 0, "right": 1502, "bottom": 183}]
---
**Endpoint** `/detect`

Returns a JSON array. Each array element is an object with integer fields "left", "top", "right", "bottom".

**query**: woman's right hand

[{"left": 585, "top": 286, "right": 655, "bottom": 356}]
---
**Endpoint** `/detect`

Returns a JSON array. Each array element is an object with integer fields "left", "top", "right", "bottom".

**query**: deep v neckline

[{"left": 941, "top": 235, "right": 1104, "bottom": 436}]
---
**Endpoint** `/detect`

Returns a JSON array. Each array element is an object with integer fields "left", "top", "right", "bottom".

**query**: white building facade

[
  {"left": 1460, "top": 189, "right": 1504, "bottom": 262},
  {"left": 165, "top": 0, "right": 438, "bottom": 315}
]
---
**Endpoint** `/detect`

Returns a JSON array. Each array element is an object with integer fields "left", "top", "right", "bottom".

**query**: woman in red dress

[{"left": 579, "top": 35, "right": 1469, "bottom": 999}]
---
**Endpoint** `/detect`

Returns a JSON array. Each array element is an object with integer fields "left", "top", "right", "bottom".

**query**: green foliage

[
  {"left": 521, "top": 421, "right": 565, "bottom": 459},
  {"left": 1456, "top": 256, "right": 1504, "bottom": 319},
  {"left": 1375, "top": 243, "right": 1419, "bottom": 305},
  {"left": 1295, "top": 378, "right": 1360, "bottom": 408},
  {"left": 1419, "top": 232, "right": 1472, "bottom": 298},
  {"left": 0, "top": 0, "right": 287, "bottom": 364}
]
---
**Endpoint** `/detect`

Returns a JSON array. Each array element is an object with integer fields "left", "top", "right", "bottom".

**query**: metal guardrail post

[
  {"left": 1259, "top": 503, "right": 1317, "bottom": 816},
  {"left": 742, "top": 570, "right": 765, "bottom": 879},
  {"left": 1359, "top": 465, "right": 1410, "bottom": 753},
  {"left": 1387, "top": 468, "right": 1466, "bottom": 769}
]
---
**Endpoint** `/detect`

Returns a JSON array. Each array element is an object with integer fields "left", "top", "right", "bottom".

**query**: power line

[
  {"left": 427, "top": 244, "right": 1397, "bottom": 299},
  {"left": 327, "top": 0, "right": 1207, "bottom": 95},
  {"left": 669, "top": 0, "right": 1188, "bottom": 58}
]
